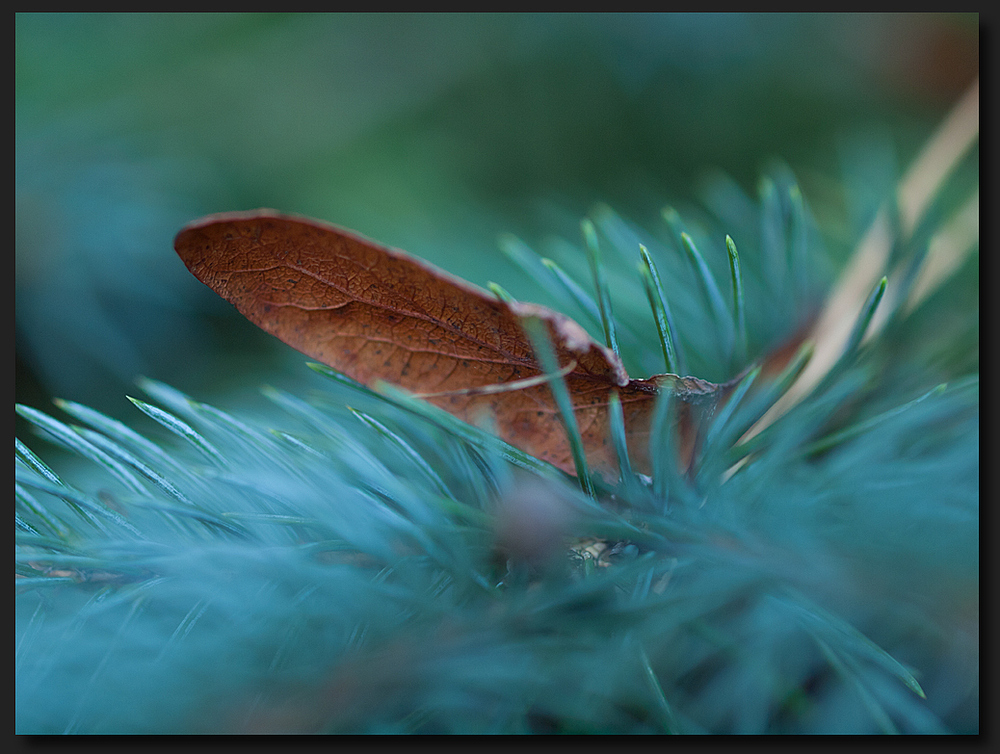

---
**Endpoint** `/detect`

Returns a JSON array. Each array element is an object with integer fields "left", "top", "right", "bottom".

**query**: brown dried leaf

[{"left": 174, "top": 210, "right": 729, "bottom": 476}]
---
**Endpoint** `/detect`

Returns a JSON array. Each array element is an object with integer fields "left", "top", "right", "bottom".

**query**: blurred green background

[{"left": 15, "top": 13, "right": 979, "bottom": 428}]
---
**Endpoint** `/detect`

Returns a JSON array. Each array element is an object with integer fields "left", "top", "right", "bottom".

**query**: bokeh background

[{"left": 15, "top": 13, "right": 979, "bottom": 429}]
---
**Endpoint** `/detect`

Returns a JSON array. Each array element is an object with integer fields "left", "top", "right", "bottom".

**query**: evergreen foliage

[{"left": 15, "top": 160, "right": 978, "bottom": 732}]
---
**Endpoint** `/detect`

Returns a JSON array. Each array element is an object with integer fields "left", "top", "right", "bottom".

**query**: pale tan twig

[{"left": 737, "top": 78, "right": 979, "bottom": 448}]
